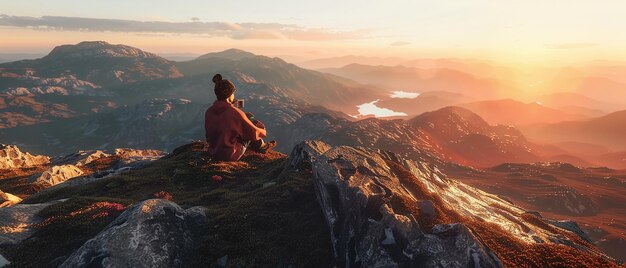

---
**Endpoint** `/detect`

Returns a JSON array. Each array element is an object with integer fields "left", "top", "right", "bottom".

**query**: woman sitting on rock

[{"left": 204, "top": 74, "right": 276, "bottom": 161}]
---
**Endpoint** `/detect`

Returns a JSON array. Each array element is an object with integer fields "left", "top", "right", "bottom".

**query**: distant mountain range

[
  {"left": 320, "top": 63, "right": 505, "bottom": 99},
  {"left": 316, "top": 61, "right": 626, "bottom": 122},
  {"left": 2, "top": 41, "right": 625, "bottom": 169},
  {"left": 0, "top": 74, "right": 346, "bottom": 155},
  {"left": 457, "top": 99, "right": 586, "bottom": 126},
  {"left": 365, "top": 96, "right": 593, "bottom": 126},
  {"left": 279, "top": 105, "right": 602, "bottom": 168},
  {"left": 299, "top": 55, "right": 506, "bottom": 78},
  {"left": 0, "top": 42, "right": 383, "bottom": 130},
  {"left": 176, "top": 49, "right": 385, "bottom": 114},
  {"left": 0, "top": 53, "right": 45, "bottom": 64},
  {"left": 523, "top": 110, "right": 626, "bottom": 151},
  {"left": 538, "top": 92, "right": 622, "bottom": 114},
  {"left": 547, "top": 66, "right": 626, "bottom": 106}
]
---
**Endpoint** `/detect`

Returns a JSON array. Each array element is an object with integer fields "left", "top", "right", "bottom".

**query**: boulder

[
  {"left": 60, "top": 199, "right": 207, "bottom": 268},
  {"left": 29, "top": 164, "right": 84, "bottom": 186},
  {"left": 0, "top": 144, "right": 50, "bottom": 169},
  {"left": 0, "top": 190, "right": 22, "bottom": 208}
]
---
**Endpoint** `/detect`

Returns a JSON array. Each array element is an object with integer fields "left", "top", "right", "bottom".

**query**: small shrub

[{"left": 153, "top": 190, "right": 173, "bottom": 201}]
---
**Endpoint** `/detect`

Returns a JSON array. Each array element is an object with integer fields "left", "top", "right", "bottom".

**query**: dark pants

[{"left": 233, "top": 119, "right": 266, "bottom": 161}]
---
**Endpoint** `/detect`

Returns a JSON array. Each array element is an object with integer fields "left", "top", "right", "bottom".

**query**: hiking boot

[{"left": 258, "top": 140, "right": 277, "bottom": 154}]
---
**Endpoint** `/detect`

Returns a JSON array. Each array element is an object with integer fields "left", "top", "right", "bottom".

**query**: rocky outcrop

[
  {"left": 114, "top": 148, "right": 165, "bottom": 163},
  {"left": 0, "top": 200, "right": 63, "bottom": 245},
  {"left": 0, "top": 144, "right": 50, "bottom": 169},
  {"left": 9, "top": 148, "right": 163, "bottom": 200},
  {"left": 0, "top": 190, "right": 22, "bottom": 208},
  {"left": 291, "top": 141, "right": 503, "bottom": 267},
  {"left": 60, "top": 199, "right": 207, "bottom": 268},
  {"left": 29, "top": 164, "right": 84, "bottom": 186},
  {"left": 290, "top": 141, "right": 614, "bottom": 267},
  {"left": 52, "top": 148, "right": 163, "bottom": 167}
]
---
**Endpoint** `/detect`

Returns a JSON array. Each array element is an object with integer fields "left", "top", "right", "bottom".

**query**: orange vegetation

[
  {"left": 37, "top": 202, "right": 126, "bottom": 228},
  {"left": 153, "top": 190, "right": 173, "bottom": 201}
]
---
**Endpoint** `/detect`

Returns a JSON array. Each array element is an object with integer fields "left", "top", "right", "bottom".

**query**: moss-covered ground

[{"left": 1, "top": 142, "right": 333, "bottom": 267}]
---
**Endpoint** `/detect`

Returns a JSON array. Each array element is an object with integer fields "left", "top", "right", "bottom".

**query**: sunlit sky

[{"left": 2, "top": 0, "right": 626, "bottom": 63}]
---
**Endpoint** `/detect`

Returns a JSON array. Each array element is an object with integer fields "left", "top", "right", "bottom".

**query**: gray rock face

[
  {"left": 290, "top": 141, "right": 610, "bottom": 268},
  {"left": 60, "top": 199, "right": 207, "bottom": 268},
  {"left": 291, "top": 141, "right": 504, "bottom": 267}
]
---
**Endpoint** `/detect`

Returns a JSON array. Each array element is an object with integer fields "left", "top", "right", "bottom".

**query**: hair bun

[{"left": 212, "top": 74, "right": 223, "bottom": 83}]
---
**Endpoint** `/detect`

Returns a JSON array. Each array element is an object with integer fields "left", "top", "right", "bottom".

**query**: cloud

[
  {"left": 0, "top": 14, "right": 367, "bottom": 41},
  {"left": 390, "top": 41, "right": 410, "bottom": 46},
  {"left": 547, "top": 42, "right": 598, "bottom": 49},
  {"left": 390, "top": 91, "right": 420, "bottom": 98}
]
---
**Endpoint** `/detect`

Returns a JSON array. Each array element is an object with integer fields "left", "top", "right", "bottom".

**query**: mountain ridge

[
  {"left": 0, "top": 141, "right": 620, "bottom": 267},
  {"left": 175, "top": 51, "right": 386, "bottom": 114}
]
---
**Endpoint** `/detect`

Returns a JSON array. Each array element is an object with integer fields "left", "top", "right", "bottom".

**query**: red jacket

[{"left": 204, "top": 100, "right": 266, "bottom": 161}]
